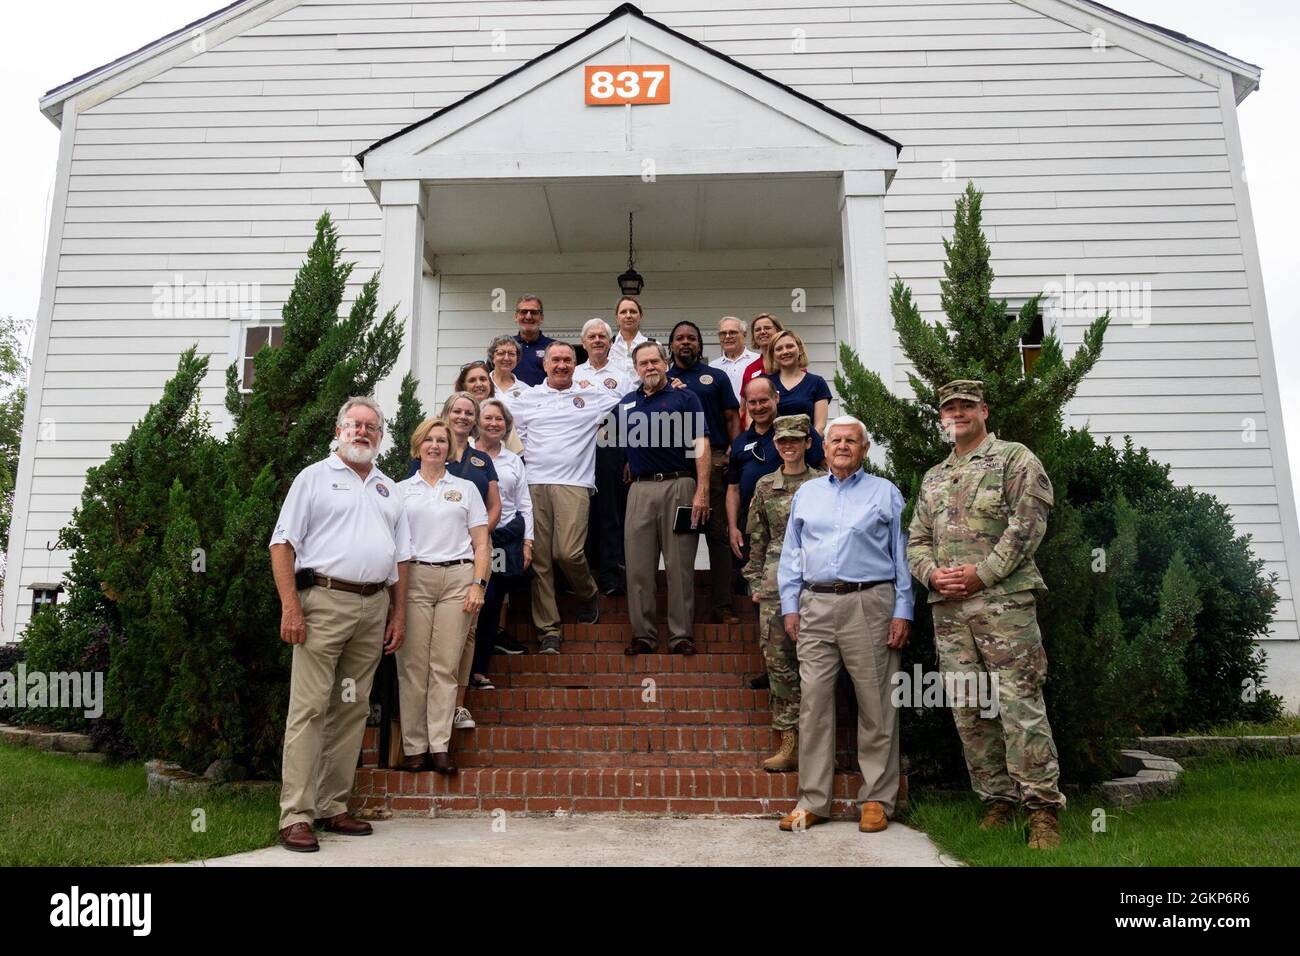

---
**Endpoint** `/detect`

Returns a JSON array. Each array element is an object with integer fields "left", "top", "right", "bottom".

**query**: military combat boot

[
  {"left": 1026, "top": 807, "right": 1061, "bottom": 849},
  {"left": 978, "top": 801, "right": 1016, "bottom": 830},
  {"left": 762, "top": 729, "right": 798, "bottom": 772}
]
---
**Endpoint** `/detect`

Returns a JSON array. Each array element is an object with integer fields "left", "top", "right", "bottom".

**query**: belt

[
  {"left": 633, "top": 470, "right": 693, "bottom": 482},
  {"left": 807, "top": 580, "right": 890, "bottom": 594},
  {"left": 413, "top": 558, "right": 472, "bottom": 567},
  {"left": 311, "top": 574, "right": 386, "bottom": 596}
]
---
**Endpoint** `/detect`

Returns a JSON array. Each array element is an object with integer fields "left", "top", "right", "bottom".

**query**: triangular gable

[{"left": 357, "top": 3, "right": 901, "bottom": 185}]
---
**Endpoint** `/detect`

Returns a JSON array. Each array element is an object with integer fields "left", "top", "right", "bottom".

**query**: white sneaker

[{"left": 453, "top": 706, "right": 476, "bottom": 730}]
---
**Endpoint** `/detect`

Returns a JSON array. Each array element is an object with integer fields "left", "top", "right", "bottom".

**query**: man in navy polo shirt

[
  {"left": 511, "top": 294, "right": 557, "bottom": 387},
  {"left": 622, "top": 340, "right": 711, "bottom": 655},
  {"left": 666, "top": 320, "right": 740, "bottom": 625}
]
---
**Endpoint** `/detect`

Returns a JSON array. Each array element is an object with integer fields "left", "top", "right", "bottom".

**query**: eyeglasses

[
  {"left": 516, "top": 309, "right": 542, "bottom": 316},
  {"left": 718, "top": 330, "right": 742, "bottom": 338},
  {"left": 460, "top": 361, "right": 489, "bottom": 372},
  {"left": 343, "top": 420, "right": 382, "bottom": 435}
]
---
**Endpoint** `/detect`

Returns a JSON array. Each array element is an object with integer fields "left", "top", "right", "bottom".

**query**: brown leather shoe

[
  {"left": 858, "top": 801, "right": 888, "bottom": 833},
  {"left": 778, "top": 808, "right": 828, "bottom": 832},
  {"left": 278, "top": 822, "right": 320, "bottom": 853},
  {"left": 314, "top": 812, "right": 373, "bottom": 836},
  {"left": 624, "top": 637, "right": 656, "bottom": 656},
  {"left": 430, "top": 751, "right": 457, "bottom": 775},
  {"left": 670, "top": 638, "right": 696, "bottom": 656},
  {"left": 398, "top": 754, "right": 426, "bottom": 773}
]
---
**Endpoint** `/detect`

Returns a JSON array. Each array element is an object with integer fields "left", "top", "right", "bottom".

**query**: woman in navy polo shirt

[{"left": 767, "top": 329, "right": 831, "bottom": 436}]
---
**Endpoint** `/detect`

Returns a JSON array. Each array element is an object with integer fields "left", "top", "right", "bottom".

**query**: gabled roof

[
  {"left": 40, "top": 0, "right": 1264, "bottom": 126},
  {"left": 358, "top": 3, "right": 902, "bottom": 167}
]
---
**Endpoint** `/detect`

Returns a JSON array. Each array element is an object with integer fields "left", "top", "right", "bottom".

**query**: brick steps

[
  {"left": 352, "top": 579, "right": 871, "bottom": 818},
  {"left": 487, "top": 653, "right": 764, "bottom": 689},
  {"left": 352, "top": 767, "right": 862, "bottom": 818}
]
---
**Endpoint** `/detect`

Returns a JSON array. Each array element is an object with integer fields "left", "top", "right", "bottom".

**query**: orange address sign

[{"left": 584, "top": 64, "right": 671, "bottom": 105}]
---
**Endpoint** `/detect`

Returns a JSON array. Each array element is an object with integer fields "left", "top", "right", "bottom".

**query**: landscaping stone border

[
  {"left": 1100, "top": 750, "right": 1184, "bottom": 806},
  {"left": 0, "top": 723, "right": 104, "bottom": 762},
  {"left": 1122, "top": 735, "right": 1300, "bottom": 759},
  {"left": 145, "top": 759, "right": 278, "bottom": 797}
]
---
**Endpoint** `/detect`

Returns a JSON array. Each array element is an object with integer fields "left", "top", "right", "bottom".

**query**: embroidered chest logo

[
  {"left": 603, "top": 378, "right": 618, "bottom": 390},
  {"left": 444, "top": 490, "right": 463, "bottom": 503},
  {"left": 375, "top": 483, "right": 389, "bottom": 497},
  {"left": 699, "top": 373, "right": 714, "bottom": 385},
  {"left": 573, "top": 396, "right": 586, "bottom": 408},
  {"left": 470, "top": 456, "right": 487, "bottom": 468}
]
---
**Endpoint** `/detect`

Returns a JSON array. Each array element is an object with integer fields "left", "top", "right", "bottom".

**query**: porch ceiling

[{"left": 425, "top": 175, "right": 842, "bottom": 255}]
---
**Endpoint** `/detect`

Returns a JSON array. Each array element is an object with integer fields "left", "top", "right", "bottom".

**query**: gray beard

[{"left": 340, "top": 442, "right": 378, "bottom": 465}]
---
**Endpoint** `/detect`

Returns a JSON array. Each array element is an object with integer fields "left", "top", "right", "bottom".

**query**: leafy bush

[
  {"left": 841, "top": 183, "right": 1281, "bottom": 788},
  {"left": 21, "top": 213, "right": 404, "bottom": 774}
]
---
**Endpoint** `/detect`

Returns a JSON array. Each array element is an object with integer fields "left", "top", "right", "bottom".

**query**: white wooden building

[{"left": 9, "top": 0, "right": 1299, "bottom": 707}]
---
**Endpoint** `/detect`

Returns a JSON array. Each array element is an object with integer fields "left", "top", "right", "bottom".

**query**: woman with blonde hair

[
  {"left": 396, "top": 417, "right": 492, "bottom": 775},
  {"left": 766, "top": 328, "right": 831, "bottom": 435},
  {"left": 468, "top": 397, "right": 534, "bottom": 677}
]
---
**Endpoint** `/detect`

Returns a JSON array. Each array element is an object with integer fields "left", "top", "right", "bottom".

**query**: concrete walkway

[{"left": 176, "top": 815, "right": 958, "bottom": 867}]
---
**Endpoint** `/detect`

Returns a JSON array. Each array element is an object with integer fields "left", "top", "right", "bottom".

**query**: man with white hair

[
  {"left": 776, "top": 415, "right": 912, "bottom": 835},
  {"left": 576, "top": 318, "right": 635, "bottom": 595},
  {"left": 515, "top": 340, "right": 624, "bottom": 653},
  {"left": 710, "top": 315, "right": 758, "bottom": 406},
  {"left": 270, "top": 396, "right": 411, "bottom": 852}
]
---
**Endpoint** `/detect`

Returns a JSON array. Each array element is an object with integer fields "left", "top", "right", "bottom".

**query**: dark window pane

[
  {"left": 270, "top": 326, "right": 284, "bottom": 347},
  {"left": 1022, "top": 346, "right": 1042, "bottom": 376},
  {"left": 245, "top": 326, "right": 269, "bottom": 355},
  {"left": 243, "top": 358, "right": 256, "bottom": 389}
]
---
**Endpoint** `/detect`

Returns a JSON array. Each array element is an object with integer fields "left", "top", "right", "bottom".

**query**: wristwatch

[{"left": 473, "top": 577, "right": 489, "bottom": 589}]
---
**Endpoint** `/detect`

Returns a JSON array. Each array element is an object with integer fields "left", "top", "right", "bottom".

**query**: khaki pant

[
  {"left": 529, "top": 483, "right": 597, "bottom": 638},
  {"left": 398, "top": 562, "right": 473, "bottom": 754},
  {"left": 279, "top": 585, "right": 388, "bottom": 829},
  {"left": 704, "top": 449, "right": 732, "bottom": 616},
  {"left": 625, "top": 475, "right": 697, "bottom": 648},
  {"left": 795, "top": 584, "right": 901, "bottom": 818}
]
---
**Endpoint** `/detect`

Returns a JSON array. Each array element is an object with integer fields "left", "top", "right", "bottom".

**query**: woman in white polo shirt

[
  {"left": 469, "top": 397, "right": 534, "bottom": 681},
  {"left": 397, "top": 416, "right": 491, "bottom": 775}
]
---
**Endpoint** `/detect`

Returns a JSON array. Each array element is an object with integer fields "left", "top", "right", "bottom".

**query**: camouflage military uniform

[
  {"left": 907, "top": 430, "right": 1065, "bottom": 810},
  {"left": 743, "top": 463, "right": 824, "bottom": 731}
]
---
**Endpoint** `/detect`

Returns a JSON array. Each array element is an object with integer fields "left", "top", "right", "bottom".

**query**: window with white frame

[{"left": 240, "top": 324, "right": 284, "bottom": 391}]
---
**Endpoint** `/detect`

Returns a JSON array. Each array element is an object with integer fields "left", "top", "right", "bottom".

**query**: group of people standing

[{"left": 268, "top": 293, "right": 1065, "bottom": 854}]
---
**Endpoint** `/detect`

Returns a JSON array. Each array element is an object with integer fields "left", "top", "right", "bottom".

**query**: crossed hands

[{"left": 929, "top": 564, "right": 985, "bottom": 601}]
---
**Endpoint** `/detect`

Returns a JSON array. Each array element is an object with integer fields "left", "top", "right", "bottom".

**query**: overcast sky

[{"left": 2, "top": 0, "right": 1297, "bottom": 488}]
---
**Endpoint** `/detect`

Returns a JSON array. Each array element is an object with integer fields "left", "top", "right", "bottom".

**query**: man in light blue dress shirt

[{"left": 776, "top": 416, "right": 912, "bottom": 833}]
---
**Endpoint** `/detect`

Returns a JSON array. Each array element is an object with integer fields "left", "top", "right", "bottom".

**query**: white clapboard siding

[{"left": 9, "top": 0, "right": 1295, "bottom": 649}]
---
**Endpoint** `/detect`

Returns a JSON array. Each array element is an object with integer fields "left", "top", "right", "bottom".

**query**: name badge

[
  {"left": 330, "top": 481, "right": 351, "bottom": 491},
  {"left": 623, "top": 402, "right": 636, "bottom": 410}
]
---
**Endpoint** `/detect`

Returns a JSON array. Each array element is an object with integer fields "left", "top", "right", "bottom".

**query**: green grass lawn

[
  {"left": 0, "top": 743, "right": 278, "bottom": 866},
  {"left": 907, "top": 755, "right": 1300, "bottom": 866},
  {"left": 1186, "top": 716, "right": 1300, "bottom": 737}
]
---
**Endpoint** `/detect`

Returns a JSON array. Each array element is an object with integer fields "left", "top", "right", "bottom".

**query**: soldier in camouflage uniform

[
  {"left": 743, "top": 414, "right": 823, "bottom": 772},
  {"left": 907, "top": 380, "right": 1065, "bottom": 849}
]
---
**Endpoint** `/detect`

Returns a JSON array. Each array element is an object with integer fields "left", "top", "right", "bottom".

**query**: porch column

[
  {"left": 375, "top": 179, "right": 426, "bottom": 438},
  {"left": 838, "top": 170, "right": 892, "bottom": 391}
]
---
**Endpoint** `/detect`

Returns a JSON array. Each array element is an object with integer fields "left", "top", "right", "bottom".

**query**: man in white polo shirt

[
  {"left": 269, "top": 396, "right": 410, "bottom": 853},
  {"left": 710, "top": 315, "right": 759, "bottom": 406},
  {"left": 515, "top": 340, "right": 623, "bottom": 654},
  {"left": 576, "top": 318, "right": 635, "bottom": 596}
]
